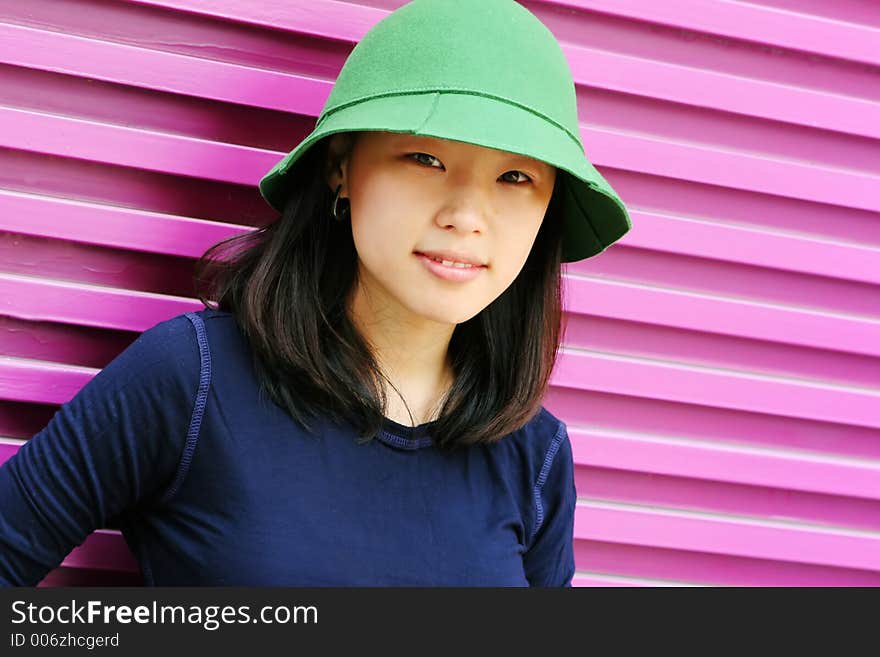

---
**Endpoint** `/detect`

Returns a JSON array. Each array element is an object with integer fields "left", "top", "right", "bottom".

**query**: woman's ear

[{"left": 324, "top": 133, "right": 356, "bottom": 193}]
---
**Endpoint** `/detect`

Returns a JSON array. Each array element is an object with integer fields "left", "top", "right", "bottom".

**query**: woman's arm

[
  {"left": 522, "top": 422, "right": 577, "bottom": 587},
  {"left": 0, "top": 313, "right": 202, "bottom": 586}
]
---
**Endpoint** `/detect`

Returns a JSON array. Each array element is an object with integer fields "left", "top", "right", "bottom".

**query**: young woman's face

[{"left": 330, "top": 130, "right": 557, "bottom": 325}]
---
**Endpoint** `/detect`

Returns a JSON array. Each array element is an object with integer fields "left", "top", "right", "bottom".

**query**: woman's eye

[
  {"left": 500, "top": 170, "right": 532, "bottom": 184},
  {"left": 408, "top": 152, "right": 442, "bottom": 168},
  {"left": 407, "top": 153, "right": 532, "bottom": 184}
]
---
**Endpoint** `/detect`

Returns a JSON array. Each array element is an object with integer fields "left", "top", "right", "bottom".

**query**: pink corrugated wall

[{"left": 1, "top": 0, "right": 878, "bottom": 586}]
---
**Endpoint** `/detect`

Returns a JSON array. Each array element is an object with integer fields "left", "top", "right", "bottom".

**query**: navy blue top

[{"left": 0, "top": 308, "right": 576, "bottom": 586}]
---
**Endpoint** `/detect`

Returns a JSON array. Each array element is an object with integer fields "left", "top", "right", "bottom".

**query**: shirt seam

[
  {"left": 528, "top": 419, "right": 566, "bottom": 547},
  {"left": 158, "top": 311, "right": 211, "bottom": 505},
  {"left": 377, "top": 430, "right": 434, "bottom": 450}
]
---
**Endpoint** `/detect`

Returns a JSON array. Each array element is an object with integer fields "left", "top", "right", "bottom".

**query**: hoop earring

[{"left": 331, "top": 184, "right": 350, "bottom": 222}]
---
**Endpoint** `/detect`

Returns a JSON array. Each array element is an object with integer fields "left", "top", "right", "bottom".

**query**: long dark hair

[{"left": 192, "top": 131, "right": 566, "bottom": 452}]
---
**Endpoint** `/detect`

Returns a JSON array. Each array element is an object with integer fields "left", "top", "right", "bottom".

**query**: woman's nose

[{"left": 434, "top": 183, "right": 493, "bottom": 233}]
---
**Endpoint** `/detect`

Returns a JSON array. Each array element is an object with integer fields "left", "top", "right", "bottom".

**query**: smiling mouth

[
  {"left": 414, "top": 251, "right": 488, "bottom": 268},
  {"left": 414, "top": 252, "right": 488, "bottom": 283}
]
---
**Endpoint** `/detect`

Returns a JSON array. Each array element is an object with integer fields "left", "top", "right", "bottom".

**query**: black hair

[{"left": 192, "top": 131, "right": 566, "bottom": 452}]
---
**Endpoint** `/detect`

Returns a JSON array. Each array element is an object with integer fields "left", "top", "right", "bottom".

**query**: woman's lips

[{"left": 414, "top": 252, "right": 487, "bottom": 283}]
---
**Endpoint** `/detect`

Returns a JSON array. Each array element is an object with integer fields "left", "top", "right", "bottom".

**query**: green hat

[{"left": 258, "top": 0, "right": 631, "bottom": 263}]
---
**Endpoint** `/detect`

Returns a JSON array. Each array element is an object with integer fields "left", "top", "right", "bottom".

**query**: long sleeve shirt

[{"left": 0, "top": 308, "right": 577, "bottom": 586}]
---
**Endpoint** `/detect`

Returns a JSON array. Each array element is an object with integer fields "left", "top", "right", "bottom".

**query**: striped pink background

[{"left": 1, "top": 0, "right": 878, "bottom": 586}]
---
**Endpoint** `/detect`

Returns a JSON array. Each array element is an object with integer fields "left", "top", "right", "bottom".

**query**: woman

[{"left": 0, "top": 0, "right": 630, "bottom": 586}]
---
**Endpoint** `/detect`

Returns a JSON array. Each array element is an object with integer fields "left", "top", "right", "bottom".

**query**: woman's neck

[{"left": 348, "top": 283, "right": 455, "bottom": 426}]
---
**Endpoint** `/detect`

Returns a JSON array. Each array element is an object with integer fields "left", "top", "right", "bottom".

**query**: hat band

[{"left": 318, "top": 88, "right": 583, "bottom": 151}]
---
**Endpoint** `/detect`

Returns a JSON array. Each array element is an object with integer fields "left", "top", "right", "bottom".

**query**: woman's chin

[{"left": 411, "top": 303, "right": 482, "bottom": 326}]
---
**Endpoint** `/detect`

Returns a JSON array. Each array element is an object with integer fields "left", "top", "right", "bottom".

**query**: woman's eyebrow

[
  {"left": 394, "top": 136, "right": 545, "bottom": 168},
  {"left": 505, "top": 153, "right": 545, "bottom": 167},
  {"left": 390, "top": 134, "right": 441, "bottom": 147},
  {"left": 500, "top": 153, "right": 553, "bottom": 176}
]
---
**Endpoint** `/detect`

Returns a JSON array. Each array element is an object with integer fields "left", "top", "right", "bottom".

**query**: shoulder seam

[
  {"left": 159, "top": 311, "right": 212, "bottom": 504},
  {"left": 527, "top": 419, "right": 566, "bottom": 546}
]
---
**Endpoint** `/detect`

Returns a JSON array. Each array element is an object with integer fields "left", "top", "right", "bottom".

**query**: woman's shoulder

[
  {"left": 184, "top": 307, "right": 244, "bottom": 342},
  {"left": 509, "top": 405, "right": 568, "bottom": 453},
  {"left": 486, "top": 405, "right": 569, "bottom": 473},
  {"left": 525, "top": 406, "right": 567, "bottom": 441},
  {"left": 182, "top": 306, "right": 236, "bottom": 329},
  {"left": 111, "top": 307, "right": 236, "bottom": 386},
  {"left": 143, "top": 307, "right": 236, "bottom": 352}
]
